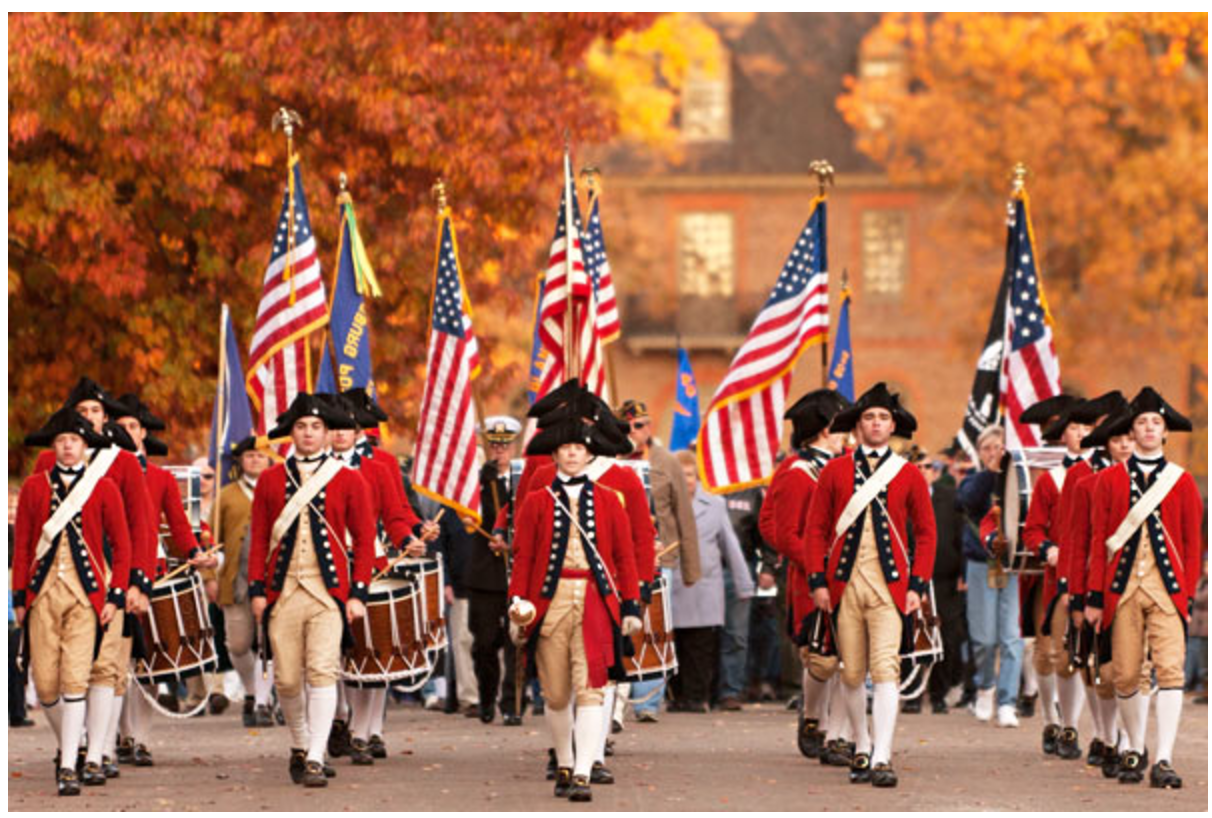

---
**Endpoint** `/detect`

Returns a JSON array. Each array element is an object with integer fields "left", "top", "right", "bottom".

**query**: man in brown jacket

[{"left": 214, "top": 436, "right": 274, "bottom": 727}]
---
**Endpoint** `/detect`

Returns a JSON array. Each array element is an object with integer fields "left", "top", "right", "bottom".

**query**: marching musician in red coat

[
  {"left": 1019, "top": 394, "right": 1093, "bottom": 760},
  {"left": 804, "top": 382, "right": 936, "bottom": 788},
  {"left": 32, "top": 378, "right": 157, "bottom": 787},
  {"left": 507, "top": 398, "right": 642, "bottom": 803},
  {"left": 248, "top": 393, "right": 377, "bottom": 788},
  {"left": 13, "top": 409, "right": 133, "bottom": 797},
  {"left": 1063, "top": 404, "right": 1138, "bottom": 778},
  {"left": 1085, "top": 387, "right": 1202, "bottom": 789},
  {"left": 323, "top": 392, "right": 438, "bottom": 765},
  {"left": 111, "top": 393, "right": 219, "bottom": 771},
  {"left": 758, "top": 388, "right": 850, "bottom": 763}
]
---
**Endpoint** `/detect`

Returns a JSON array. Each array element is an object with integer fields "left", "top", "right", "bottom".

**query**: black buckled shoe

[
  {"left": 849, "top": 752, "right": 872, "bottom": 784},
  {"left": 501, "top": 711, "right": 523, "bottom": 726},
  {"left": 1017, "top": 692, "right": 1037, "bottom": 719},
  {"left": 1042, "top": 723, "right": 1060, "bottom": 755},
  {"left": 255, "top": 703, "right": 275, "bottom": 727},
  {"left": 590, "top": 761, "right": 614, "bottom": 784},
  {"left": 116, "top": 736, "right": 135, "bottom": 765},
  {"left": 553, "top": 767, "right": 573, "bottom": 798},
  {"left": 1102, "top": 749, "right": 1122, "bottom": 779},
  {"left": 76, "top": 746, "right": 87, "bottom": 773},
  {"left": 81, "top": 761, "right": 106, "bottom": 786},
  {"left": 323, "top": 759, "right": 336, "bottom": 779},
  {"left": 369, "top": 734, "right": 387, "bottom": 759},
  {"left": 604, "top": 738, "right": 614, "bottom": 757},
  {"left": 1057, "top": 727, "right": 1082, "bottom": 760},
  {"left": 798, "top": 715, "right": 824, "bottom": 758},
  {"left": 350, "top": 738, "right": 374, "bottom": 766},
  {"left": 1118, "top": 750, "right": 1144, "bottom": 784},
  {"left": 133, "top": 743, "right": 154, "bottom": 767},
  {"left": 479, "top": 703, "right": 495, "bottom": 724},
  {"left": 57, "top": 767, "right": 81, "bottom": 797},
  {"left": 327, "top": 719, "right": 351, "bottom": 758},
  {"left": 1150, "top": 760, "right": 1183, "bottom": 789},
  {"left": 1086, "top": 738, "right": 1106, "bottom": 767},
  {"left": 568, "top": 774, "right": 592, "bottom": 802},
  {"left": 303, "top": 760, "right": 328, "bottom": 788},
  {"left": 546, "top": 748, "right": 558, "bottom": 781},
  {"left": 242, "top": 696, "right": 257, "bottom": 728},
  {"left": 102, "top": 755, "right": 120, "bottom": 779},
  {"left": 289, "top": 749, "right": 307, "bottom": 785},
  {"left": 822, "top": 739, "right": 853, "bottom": 767},
  {"left": 871, "top": 762, "right": 898, "bottom": 788}
]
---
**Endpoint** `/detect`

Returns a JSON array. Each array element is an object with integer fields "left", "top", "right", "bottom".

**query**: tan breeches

[
  {"left": 1033, "top": 597, "right": 1076, "bottom": 678},
  {"left": 837, "top": 580, "right": 902, "bottom": 687},
  {"left": 28, "top": 581, "right": 97, "bottom": 703},
  {"left": 535, "top": 612, "right": 603, "bottom": 710},
  {"left": 269, "top": 590, "right": 342, "bottom": 698},
  {"left": 89, "top": 609, "right": 130, "bottom": 690},
  {"left": 1112, "top": 592, "right": 1184, "bottom": 696}
]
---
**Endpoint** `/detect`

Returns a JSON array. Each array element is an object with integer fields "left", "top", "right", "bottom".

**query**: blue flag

[
  {"left": 525, "top": 273, "right": 550, "bottom": 405},
  {"left": 669, "top": 346, "right": 701, "bottom": 452},
  {"left": 826, "top": 288, "right": 854, "bottom": 401},
  {"left": 209, "top": 304, "right": 255, "bottom": 488},
  {"left": 317, "top": 195, "right": 381, "bottom": 395}
]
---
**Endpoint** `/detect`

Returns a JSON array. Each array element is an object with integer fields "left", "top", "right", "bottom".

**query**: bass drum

[
  {"left": 996, "top": 449, "right": 1050, "bottom": 575},
  {"left": 899, "top": 582, "right": 943, "bottom": 700}
]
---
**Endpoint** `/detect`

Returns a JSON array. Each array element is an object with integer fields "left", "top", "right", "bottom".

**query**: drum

[
  {"left": 160, "top": 465, "right": 204, "bottom": 570},
  {"left": 623, "top": 575, "right": 678, "bottom": 682},
  {"left": 343, "top": 577, "right": 430, "bottom": 685},
  {"left": 396, "top": 555, "right": 447, "bottom": 655},
  {"left": 996, "top": 449, "right": 1057, "bottom": 575},
  {"left": 132, "top": 572, "right": 217, "bottom": 685},
  {"left": 898, "top": 582, "right": 943, "bottom": 700}
]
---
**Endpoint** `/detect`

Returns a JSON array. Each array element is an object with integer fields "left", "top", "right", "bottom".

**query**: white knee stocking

[
  {"left": 1153, "top": 688, "right": 1182, "bottom": 764},
  {"left": 871, "top": 681, "right": 899, "bottom": 766},
  {"left": 279, "top": 692, "right": 309, "bottom": 752},
  {"left": 1117, "top": 693, "right": 1143, "bottom": 753},
  {"left": 347, "top": 687, "right": 372, "bottom": 741},
  {"left": 803, "top": 670, "right": 831, "bottom": 723},
  {"left": 104, "top": 694, "right": 123, "bottom": 758},
  {"left": 231, "top": 650, "right": 257, "bottom": 700},
  {"left": 595, "top": 687, "right": 615, "bottom": 764},
  {"left": 1057, "top": 674, "right": 1085, "bottom": 730},
  {"left": 1037, "top": 672, "right": 1059, "bottom": 724},
  {"left": 573, "top": 704, "right": 603, "bottom": 779},
  {"left": 368, "top": 687, "right": 388, "bottom": 737},
  {"left": 85, "top": 686, "right": 115, "bottom": 764},
  {"left": 844, "top": 681, "right": 870, "bottom": 755},
  {"left": 545, "top": 704, "right": 574, "bottom": 769},
  {"left": 60, "top": 697, "right": 87, "bottom": 768},
  {"left": 306, "top": 686, "right": 338, "bottom": 764}
]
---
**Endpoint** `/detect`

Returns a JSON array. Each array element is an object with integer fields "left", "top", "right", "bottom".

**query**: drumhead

[
  {"left": 368, "top": 577, "right": 414, "bottom": 599},
  {"left": 148, "top": 571, "right": 202, "bottom": 599}
]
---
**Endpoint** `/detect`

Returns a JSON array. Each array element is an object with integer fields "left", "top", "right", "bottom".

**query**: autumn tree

[
  {"left": 8, "top": 11, "right": 658, "bottom": 473},
  {"left": 838, "top": 12, "right": 1208, "bottom": 473}
]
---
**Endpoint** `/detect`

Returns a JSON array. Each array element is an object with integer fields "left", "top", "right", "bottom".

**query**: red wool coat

[
  {"left": 353, "top": 457, "right": 423, "bottom": 571},
  {"left": 507, "top": 483, "right": 641, "bottom": 639},
  {"left": 248, "top": 459, "right": 377, "bottom": 605},
  {"left": 1022, "top": 469, "right": 1065, "bottom": 608},
  {"left": 804, "top": 454, "right": 936, "bottom": 613},
  {"left": 12, "top": 472, "right": 132, "bottom": 617},
  {"left": 760, "top": 455, "right": 822, "bottom": 636},
  {"left": 1087, "top": 462, "right": 1203, "bottom": 623},
  {"left": 35, "top": 447, "right": 157, "bottom": 594},
  {"left": 525, "top": 460, "right": 658, "bottom": 587},
  {"left": 1061, "top": 470, "right": 1103, "bottom": 603},
  {"left": 144, "top": 461, "right": 202, "bottom": 575}
]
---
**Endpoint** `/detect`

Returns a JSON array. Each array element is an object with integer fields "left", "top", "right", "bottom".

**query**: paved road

[{"left": 8, "top": 694, "right": 1207, "bottom": 811}]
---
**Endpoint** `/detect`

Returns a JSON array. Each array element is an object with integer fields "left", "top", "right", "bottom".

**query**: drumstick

[
  {"left": 370, "top": 509, "right": 447, "bottom": 582},
  {"left": 155, "top": 544, "right": 223, "bottom": 585},
  {"left": 655, "top": 541, "right": 680, "bottom": 561}
]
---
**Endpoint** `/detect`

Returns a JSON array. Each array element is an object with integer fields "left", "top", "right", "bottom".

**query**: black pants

[
  {"left": 466, "top": 590, "right": 523, "bottom": 715},
  {"left": 928, "top": 586, "right": 968, "bottom": 703},
  {"left": 672, "top": 626, "right": 720, "bottom": 706},
  {"left": 9, "top": 625, "right": 27, "bottom": 725}
]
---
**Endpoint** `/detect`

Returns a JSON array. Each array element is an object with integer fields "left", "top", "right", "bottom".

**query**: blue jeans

[
  {"left": 965, "top": 560, "right": 1023, "bottom": 707},
  {"left": 718, "top": 571, "right": 751, "bottom": 700}
]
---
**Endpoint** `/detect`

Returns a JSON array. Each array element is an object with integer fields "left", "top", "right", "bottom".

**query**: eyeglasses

[
  {"left": 201, "top": 473, "right": 216, "bottom": 481},
  {"left": 630, "top": 420, "right": 650, "bottom": 430}
]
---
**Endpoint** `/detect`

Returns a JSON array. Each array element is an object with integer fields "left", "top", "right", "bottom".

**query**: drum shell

[
  {"left": 623, "top": 576, "right": 678, "bottom": 682},
  {"left": 133, "top": 573, "right": 217, "bottom": 685},
  {"left": 344, "top": 578, "right": 429, "bottom": 684}
]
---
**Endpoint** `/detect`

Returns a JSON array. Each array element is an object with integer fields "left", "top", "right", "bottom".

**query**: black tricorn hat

[
  {"left": 1099, "top": 387, "right": 1192, "bottom": 438},
  {"left": 63, "top": 377, "right": 128, "bottom": 418},
  {"left": 315, "top": 393, "right": 361, "bottom": 429},
  {"left": 25, "top": 407, "right": 109, "bottom": 449},
  {"left": 267, "top": 393, "right": 357, "bottom": 439},
  {"left": 229, "top": 435, "right": 259, "bottom": 459},
  {"left": 101, "top": 421, "right": 139, "bottom": 453},
  {"left": 1080, "top": 410, "right": 1132, "bottom": 450},
  {"left": 786, "top": 389, "right": 852, "bottom": 448},
  {"left": 341, "top": 387, "right": 388, "bottom": 428},
  {"left": 1018, "top": 394, "right": 1081, "bottom": 426},
  {"left": 525, "top": 417, "right": 616, "bottom": 457},
  {"left": 829, "top": 382, "right": 917, "bottom": 439},
  {"left": 113, "top": 393, "right": 167, "bottom": 432},
  {"left": 1071, "top": 390, "right": 1128, "bottom": 426},
  {"left": 143, "top": 434, "right": 169, "bottom": 457},
  {"left": 1039, "top": 401, "right": 1091, "bottom": 444},
  {"left": 528, "top": 378, "right": 585, "bottom": 419}
]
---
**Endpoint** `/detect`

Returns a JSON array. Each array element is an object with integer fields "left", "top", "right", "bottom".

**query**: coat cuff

[
  {"left": 1057, "top": 576, "right": 1068, "bottom": 594},
  {"left": 1040, "top": 540, "right": 1056, "bottom": 561},
  {"left": 130, "top": 568, "right": 152, "bottom": 596},
  {"left": 640, "top": 581, "right": 653, "bottom": 605},
  {"left": 249, "top": 580, "right": 266, "bottom": 599},
  {"left": 187, "top": 546, "right": 204, "bottom": 561},
  {"left": 349, "top": 580, "right": 369, "bottom": 603},
  {"left": 620, "top": 598, "right": 641, "bottom": 619},
  {"left": 808, "top": 572, "right": 827, "bottom": 591},
  {"left": 12, "top": 590, "right": 26, "bottom": 609},
  {"left": 909, "top": 576, "right": 929, "bottom": 595},
  {"left": 492, "top": 527, "right": 507, "bottom": 539},
  {"left": 411, "top": 522, "right": 425, "bottom": 541},
  {"left": 106, "top": 586, "right": 126, "bottom": 607},
  {"left": 1069, "top": 593, "right": 1084, "bottom": 613},
  {"left": 1085, "top": 591, "right": 1104, "bottom": 610}
]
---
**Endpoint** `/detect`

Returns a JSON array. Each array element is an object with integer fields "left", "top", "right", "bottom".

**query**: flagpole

[
  {"left": 810, "top": 159, "right": 834, "bottom": 388},
  {"left": 322, "top": 173, "right": 351, "bottom": 391},
  {"left": 582, "top": 166, "right": 621, "bottom": 404},
  {"left": 562, "top": 132, "right": 579, "bottom": 382},
  {"left": 212, "top": 303, "right": 228, "bottom": 538}
]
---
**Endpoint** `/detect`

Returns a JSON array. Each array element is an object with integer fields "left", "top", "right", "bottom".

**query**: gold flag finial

[
  {"left": 339, "top": 172, "right": 348, "bottom": 193},
  {"left": 809, "top": 159, "right": 835, "bottom": 197},
  {"left": 271, "top": 107, "right": 303, "bottom": 139},
  {"left": 581, "top": 165, "right": 601, "bottom": 195},
  {"left": 1011, "top": 162, "right": 1028, "bottom": 193},
  {"left": 433, "top": 179, "right": 449, "bottom": 212}
]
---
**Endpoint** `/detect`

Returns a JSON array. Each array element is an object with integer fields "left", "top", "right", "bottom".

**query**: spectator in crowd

[
  {"left": 957, "top": 427, "right": 1022, "bottom": 726},
  {"left": 668, "top": 452, "right": 755, "bottom": 713},
  {"left": 9, "top": 486, "right": 32, "bottom": 728},
  {"left": 1186, "top": 552, "right": 1207, "bottom": 702},
  {"left": 718, "top": 479, "right": 767, "bottom": 710},
  {"left": 745, "top": 559, "right": 783, "bottom": 703}
]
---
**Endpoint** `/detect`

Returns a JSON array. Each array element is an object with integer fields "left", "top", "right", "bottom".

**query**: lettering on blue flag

[
  {"left": 318, "top": 199, "right": 377, "bottom": 394},
  {"left": 669, "top": 346, "right": 701, "bottom": 452},
  {"left": 826, "top": 289, "right": 854, "bottom": 401}
]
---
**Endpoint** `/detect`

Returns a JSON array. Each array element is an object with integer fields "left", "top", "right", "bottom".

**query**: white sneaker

[
  {"left": 996, "top": 704, "right": 1020, "bottom": 728},
  {"left": 423, "top": 695, "right": 442, "bottom": 711},
  {"left": 974, "top": 688, "right": 995, "bottom": 722}
]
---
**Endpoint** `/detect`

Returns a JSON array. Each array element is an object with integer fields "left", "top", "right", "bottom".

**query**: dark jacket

[
  {"left": 956, "top": 469, "right": 997, "bottom": 563},
  {"left": 464, "top": 461, "right": 511, "bottom": 594},
  {"left": 930, "top": 481, "right": 964, "bottom": 589},
  {"left": 722, "top": 486, "right": 777, "bottom": 570}
]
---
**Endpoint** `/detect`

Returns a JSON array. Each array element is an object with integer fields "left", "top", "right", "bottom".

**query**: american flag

[
  {"left": 411, "top": 211, "right": 482, "bottom": 520},
  {"left": 583, "top": 193, "right": 621, "bottom": 344},
  {"left": 698, "top": 197, "right": 830, "bottom": 493},
  {"left": 247, "top": 160, "right": 328, "bottom": 441},
  {"left": 1000, "top": 192, "right": 1061, "bottom": 448},
  {"left": 535, "top": 153, "right": 608, "bottom": 401}
]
